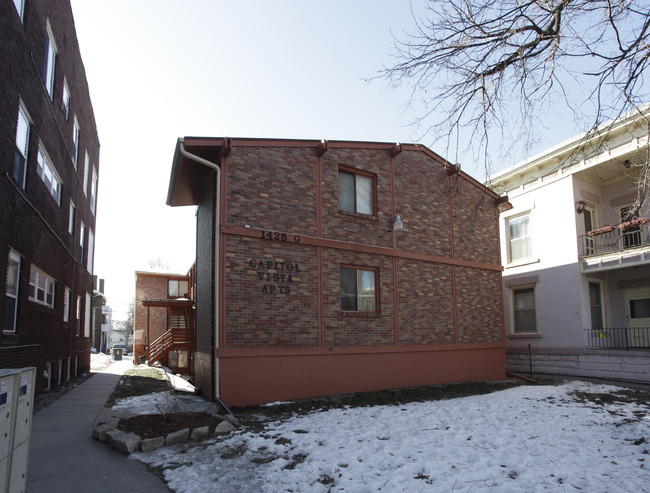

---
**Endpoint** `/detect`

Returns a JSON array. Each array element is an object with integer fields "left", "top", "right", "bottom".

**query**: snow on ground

[
  {"left": 90, "top": 352, "right": 114, "bottom": 371},
  {"left": 113, "top": 391, "right": 220, "bottom": 415},
  {"left": 130, "top": 381, "right": 650, "bottom": 493}
]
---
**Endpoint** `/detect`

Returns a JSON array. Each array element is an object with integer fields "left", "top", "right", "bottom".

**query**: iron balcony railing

[
  {"left": 585, "top": 327, "right": 650, "bottom": 350},
  {"left": 578, "top": 220, "right": 650, "bottom": 257}
]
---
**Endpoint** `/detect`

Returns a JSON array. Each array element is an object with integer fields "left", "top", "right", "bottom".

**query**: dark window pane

[
  {"left": 340, "top": 268, "right": 357, "bottom": 311},
  {"left": 630, "top": 298, "right": 650, "bottom": 319},
  {"left": 338, "top": 171, "right": 355, "bottom": 212}
]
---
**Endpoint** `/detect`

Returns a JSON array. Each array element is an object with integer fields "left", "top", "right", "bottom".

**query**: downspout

[{"left": 177, "top": 140, "right": 221, "bottom": 401}]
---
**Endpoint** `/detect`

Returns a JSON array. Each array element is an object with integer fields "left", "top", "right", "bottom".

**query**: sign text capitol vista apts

[{"left": 249, "top": 259, "right": 300, "bottom": 294}]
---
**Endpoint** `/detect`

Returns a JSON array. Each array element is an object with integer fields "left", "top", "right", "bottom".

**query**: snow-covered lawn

[{"left": 127, "top": 381, "right": 650, "bottom": 492}]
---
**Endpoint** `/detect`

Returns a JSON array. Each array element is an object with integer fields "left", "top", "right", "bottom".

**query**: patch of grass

[
  {"left": 569, "top": 389, "right": 650, "bottom": 407},
  {"left": 105, "top": 367, "right": 170, "bottom": 406}
]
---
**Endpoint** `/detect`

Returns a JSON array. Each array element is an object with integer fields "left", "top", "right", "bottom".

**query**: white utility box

[{"left": 0, "top": 368, "right": 36, "bottom": 493}]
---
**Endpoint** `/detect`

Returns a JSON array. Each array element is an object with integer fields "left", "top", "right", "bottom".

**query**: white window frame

[
  {"left": 29, "top": 265, "right": 56, "bottom": 308},
  {"left": 44, "top": 21, "right": 57, "bottom": 99},
  {"left": 68, "top": 200, "right": 76, "bottom": 235},
  {"left": 79, "top": 222, "right": 86, "bottom": 263},
  {"left": 76, "top": 295, "right": 82, "bottom": 336},
  {"left": 63, "top": 287, "right": 71, "bottom": 322},
  {"left": 4, "top": 250, "right": 21, "bottom": 332},
  {"left": 37, "top": 145, "right": 62, "bottom": 205},
  {"left": 83, "top": 152, "right": 89, "bottom": 195},
  {"left": 90, "top": 166, "right": 98, "bottom": 214},
  {"left": 506, "top": 212, "right": 533, "bottom": 263},
  {"left": 14, "top": 103, "right": 30, "bottom": 188},
  {"left": 62, "top": 79, "right": 70, "bottom": 120},
  {"left": 588, "top": 279, "right": 605, "bottom": 330},
  {"left": 72, "top": 116, "right": 80, "bottom": 167},
  {"left": 84, "top": 293, "right": 91, "bottom": 337},
  {"left": 512, "top": 284, "right": 537, "bottom": 334},
  {"left": 87, "top": 230, "right": 94, "bottom": 274}
]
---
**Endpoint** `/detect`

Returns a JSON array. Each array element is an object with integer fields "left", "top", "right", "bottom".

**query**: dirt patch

[
  {"left": 105, "top": 367, "right": 171, "bottom": 407},
  {"left": 568, "top": 388, "right": 650, "bottom": 407},
  {"left": 118, "top": 411, "right": 223, "bottom": 439}
]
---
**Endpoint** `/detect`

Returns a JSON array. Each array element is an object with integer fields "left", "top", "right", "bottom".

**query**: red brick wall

[
  {"left": 456, "top": 267, "right": 503, "bottom": 344},
  {"left": 224, "top": 236, "right": 319, "bottom": 348},
  {"left": 134, "top": 275, "right": 171, "bottom": 361}
]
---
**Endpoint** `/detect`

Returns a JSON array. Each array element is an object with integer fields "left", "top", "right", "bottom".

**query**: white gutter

[{"left": 177, "top": 139, "right": 222, "bottom": 401}]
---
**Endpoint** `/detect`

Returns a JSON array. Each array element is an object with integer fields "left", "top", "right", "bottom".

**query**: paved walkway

[{"left": 27, "top": 359, "right": 171, "bottom": 492}]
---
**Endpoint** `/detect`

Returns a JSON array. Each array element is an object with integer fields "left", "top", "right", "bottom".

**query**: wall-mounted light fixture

[{"left": 393, "top": 214, "right": 404, "bottom": 232}]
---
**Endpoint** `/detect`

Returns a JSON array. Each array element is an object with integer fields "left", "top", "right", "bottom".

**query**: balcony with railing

[
  {"left": 578, "top": 219, "right": 650, "bottom": 272},
  {"left": 585, "top": 327, "right": 650, "bottom": 350}
]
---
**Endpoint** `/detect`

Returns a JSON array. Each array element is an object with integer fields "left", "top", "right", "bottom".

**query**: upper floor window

[
  {"left": 68, "top": 200, "right": 76, "bottom": 235},
  {"left": 29, "top": 265, "right": 55, "bottom": 308},
  {"left": 87, "top": 230, "right": 94, "bottom": 274},
  {"left": 4, "top": 250, "right": 21, "bottom": 332},
  {"left": 507, "top": 213, "right": 532, "bottom": 262},
  {"left": 62, "top": 80, "right": 70, "bottom": 120},
  {"left": 340, "top": 266, "right": 377, "bottom": 312},
  {"left": 83, "top": 152, "right": 89, "bottom": 195},
  {"left": 14, "top": 105, "right": 30, "bottom": 187},
  {"left": 90, "top": 167, "right": 98, "bottom": 214},
  {"left": 72, "top": 117, "right": 80, "bottom": 167},
  {"left": 43, "top": 22, "right": 57, "bottom": 99},
  {"left": 79, "top": 222, "right": 86, "bottom": 263},
  {"left": 84, "top": 293, "right": 91, "bottom": 337},
  {"left": 37, "top": 146, "right": 62, "bottom": 205},
  {"left": 168, "top": 280, "right": 189, "bottom": 298},
  {"left": 63, "top": 287, "right": 71, "bottom": 322},
  {"left": 76, "top": 295, "right": 82, "bottom": 336},
  {"left": 13, "top": 0, "right": 24, "bottom": 21},
  {"left": 339, "top": 167, "right": 375, "bottom": 216},
  {"left": 513, "top": 286, "right": 536, "bottom": 333}
]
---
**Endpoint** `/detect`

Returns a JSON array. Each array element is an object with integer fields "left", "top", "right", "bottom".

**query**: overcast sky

[{"left": 69, "top": 1, "right": 569, "bottom": 320}]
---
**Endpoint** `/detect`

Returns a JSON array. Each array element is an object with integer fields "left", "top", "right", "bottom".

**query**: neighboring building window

[
  {"left": 62, "top": 79, "right": 70, "bottom": 119},
  {"left": 43, "top": 22, "right": 57, "bottom": 99},
  {"left": 87, "top": 230, "right": 94, "bottom": 274},
  {"left": 76, "top": 295, "right": 82, "bottom": 336},
  {"left": 168, "top": 350, "right": 188, "bottom": 369},
  {"left": 4, "top": 250, "right": 21, "bottom": 332},
  {"left": 84, "top": 293, "right": 91, "bottom": 337},
  {"left": 37, "top": 146, "right": 62, "bottom": 204},
  {"left": 13, "top": 0, "right": 24, "bottom": 20},
  {"left": 83, "top": 152, "right": 89, "bottom": 195},
  {"left": 63, "top": 287, "right": 71, "bottom": 322},
  {"left": 589, "top": 281, "right": 604, "bottom": 330},
  {"left": 338, "top": 168, "right": 374, "bottom": 215},
  {"left": 72, "top": 117, "right": 80, "bottom": 167},
  {"left": 168, "top": 280, "right": 189, "bottom": 298},
  {"left": 507, "top": 213, "right": 532, "bottom": 262},
  {"left": 90, "top": 167, "right": 98, "bottom": 214},
  {"left": 340, "top": 267, "right": 377, "bottom": 312},
  {"left": 29, "top": 266, "right": 55, "bottom": 308},
  {"left": 513, "top": 286, "right": 536, "bottom": 333},
  {"left": 14, "top": 105, "right": 30, "bottom": 187},
  {"left": 68, "top": 201, "right": 76, "bottom": 235},
  {"left": 79, "top": 222, "right": 85, "bottom": 263}
]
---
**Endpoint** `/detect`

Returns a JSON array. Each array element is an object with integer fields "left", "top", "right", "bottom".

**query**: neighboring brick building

[
  {"left": 1, "top": 0, "right": 99, "bottom": 394},
  {"left": 134, "top": 270, "right": 194, "bottom": 375},
  {"left": 167, "top": 137, "right": 507, "bottom": 406}
]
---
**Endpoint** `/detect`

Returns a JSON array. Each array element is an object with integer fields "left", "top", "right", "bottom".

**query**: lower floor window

[
  {"left": 340, "top": 267, "right": 377, "bottom": 312},
  {"left": 513, "top": 286, "right": 536, "bottom": 333},
  {"left": 168, "top": 350, "right": 188, "bottom": 369}
]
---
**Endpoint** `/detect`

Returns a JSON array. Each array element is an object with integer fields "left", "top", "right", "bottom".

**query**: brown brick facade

[{"left": 168, "top": 138, "right": 507, "bottom": 405}]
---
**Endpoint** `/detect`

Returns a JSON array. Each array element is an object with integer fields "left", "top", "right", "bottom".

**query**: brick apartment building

[
  {"left": 134, "top": 269, "right": 194, "bottom": 375},
  {"left": 167, "top": 137, "right": 508, "bottom": 406},
  {"left": 1, "top": 0, "right": 99, "bottom": 394}
]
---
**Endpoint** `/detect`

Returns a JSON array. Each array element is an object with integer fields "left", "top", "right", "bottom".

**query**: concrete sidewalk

[{"left": 26, "top": 359, "right": 171, "bottom": 492}]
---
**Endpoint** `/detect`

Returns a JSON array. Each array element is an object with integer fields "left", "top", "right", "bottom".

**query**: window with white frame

[
  {"left": 168, "top": 279, "right": 189, "bottom": 298},
  {"left": 512, "top": 286, "right": 536, "bottom": 333},
  {"left": 63, "top": 287, "right": 71, "bottom": 322},
  {"left": 90, "top": 167, "right": 98, "bottom": 214},
  {"left": 29, "top": 265, "right": 55, "bottom": 308},
  {"left": 83, "top": 152, "right": 89, "bottom": 195},
  {"left": 340, "top": 266, "right": 377, "bottom": 312},
  {"left": 76, "top": 295, "right": 81, "bottom": 336},
  {"left": 79, "top": 222, "right": 85, "bottom": 263},
  {"left": 43, "top": 21, "right": 57, "bottom": 99},
  {"left": 14, "top": 105, "right": 30, "bottom": 187},
  {"left": 507, "top": 213, "right": 532, "bottom": 262},
  {"left": 13, "top": 0, "right": 25, "bottom": 20},
  {"left": 4, "top": 250, "right": 21, "bottom": 332},
  {"left": 338, "top": 167, "right": 375, "bottom": 216},
  {"left": 37, "top": 146, "right": 62, "bottom": 204},
  {"left": 72, "top": 117, "right": 80, "bottom": 167},
  {"left": 62, "top": 79, "right": 70, "bottom": 120},
  {"left": 589, "top": 281, "right": 604, "bottom": 330},
  {"left": 68, "top": 200, "right": 75, "bottom": 235},
  {"left": 87, "top": 230, "right": 94, "bottom": 274},
  {"left": 84, "top": 293, "right": 91, "bottom": 337}
]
